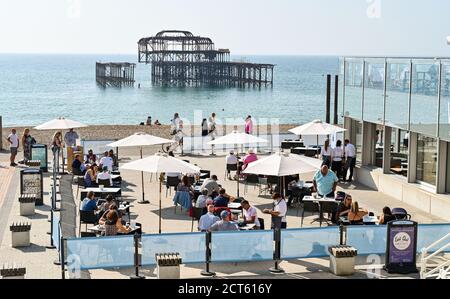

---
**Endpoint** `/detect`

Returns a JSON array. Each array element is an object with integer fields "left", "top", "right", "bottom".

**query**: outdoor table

[
  {"left": 88, "top": 224, "right": 140, "bottom": 235},
  {"left": 303, "top": 196, "right": 338, "bottom": 225},
  {"left": 339, "top": 215, "right": 379, "bottom": 225},
  {"left": 80, "top": 187, "right": 122, "bottom": 200},
  {"left": 281, "top": 140, "right": 305, "bottom": 150},
  {"left": 237, "top": 223, "right": 256, "bottom": 231},
  {"left": 294, "top": 182, "right": 314, "bottom": 190},
  {"left": 291, "top": 147, "right": 320, "bottom": 157}
]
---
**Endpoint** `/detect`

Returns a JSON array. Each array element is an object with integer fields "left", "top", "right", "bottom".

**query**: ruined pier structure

[
  {"left": 138, "top": 30, "right": 274, "bottom": 87},
  {"left": 95, "top": 62, "right": 136, "bottom": 87}
]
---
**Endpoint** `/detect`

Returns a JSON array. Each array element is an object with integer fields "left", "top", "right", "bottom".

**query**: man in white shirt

[
  {"left": 196, "top": 189, "right": 211, "bottom": 209},
  {"left": 200, "top": 175, "right": 220, "bottom": 196},
  {"left": 263, "top": 193, "right": 287, "bottom": 229},
  {"left": 225, "top": 150, "right": 239, "bottom": 180},
  {"left": 97, "top": 166, "right": 113, "bottom": 186},
  {"left": 99, "top": 151, "right": 113, "bottom": 172},
  {"left": 198, "top": 205, "right": 220, "bottom": 231},
  {"left": 7, "top": 129, "right": 19, "bottom": 167},
  {"left": 241, "top": 200, "right": 260, "bottom": 228},
  {"left": 344, "top": 139, "right": 356, "bottom": 182}
]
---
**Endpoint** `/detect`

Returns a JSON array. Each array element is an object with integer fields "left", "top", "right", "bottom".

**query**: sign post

[
  {"left": 31, "top": 144, "right": 48, "bottom": 172},
  {"left": 384, "top": 220, "right": 419, "bottom": 274},
  {"left": 20, "top": 168, "right": 44, "bottom": 206}
]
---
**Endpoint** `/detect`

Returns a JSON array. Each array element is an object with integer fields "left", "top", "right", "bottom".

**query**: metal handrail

[{"left": 420, "top": 233, "right": 450, "bottom": 279}]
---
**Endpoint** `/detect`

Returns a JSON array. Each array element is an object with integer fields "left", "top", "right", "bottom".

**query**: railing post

[
  {"left": 46, "top": 210, "right": 56, "bottom": 249},
  {"left": 269, "top": 228, "right": 285, "bottom": 274},
  {"left": 61, "top": 238, "right": 66, "bottom": 279},
  {"left": 201, "top": 231, "right": 215, "bottom": 276},
  {"left": 339, "top": 224, "right": 347, "bottom": 245},
  {"left": 130, "top": 233, "right": 145, "bottom": 279}
]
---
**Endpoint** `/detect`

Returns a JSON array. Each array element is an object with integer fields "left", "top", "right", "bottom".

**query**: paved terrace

[{"left": 0, "top": 147, "right": 445, "bottom": 279}]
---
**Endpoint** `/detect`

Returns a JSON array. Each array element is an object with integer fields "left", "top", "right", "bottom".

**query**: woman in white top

[
  {"left": 331, "top": 140, "right": 344, "bottom": 181},
  {"left": 320, "top": 139, "right": 332, "bottom": 167}
]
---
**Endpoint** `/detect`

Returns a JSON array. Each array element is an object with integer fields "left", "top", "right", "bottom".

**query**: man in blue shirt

[
  {"left": 213, "top": 188, "right": 231, "bottom": 207},
  {"left": 81, "top": 191, "right": 98, "bottom": 212},
  {"left": 313, "top": 165, "right": 338, "bottom": 198},
  {"left": 198, "top": 205, "right": 220, "bottom": 231}
]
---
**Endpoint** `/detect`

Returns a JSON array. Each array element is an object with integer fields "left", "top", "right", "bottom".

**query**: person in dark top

[
  {"left": 213, "top": 188, "right": 231, "bottom": 208},
  {"left": 336, "top": 194, "right": 353, "bottom": 222},
  {"left": 72, "top": 154, "right": 85, "bottom": 174},
  {"left": 379, "top": 206, "right": 396, "bottom": 225}
]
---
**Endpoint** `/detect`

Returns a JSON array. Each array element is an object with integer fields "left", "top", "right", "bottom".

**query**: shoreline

[{"left": 2, "top": 124, "right": 299, "bottom": 149}]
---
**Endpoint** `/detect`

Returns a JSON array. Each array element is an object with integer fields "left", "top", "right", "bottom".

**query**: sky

[{"left": 0, "top": 0, "right": 449, "bottom": 56}]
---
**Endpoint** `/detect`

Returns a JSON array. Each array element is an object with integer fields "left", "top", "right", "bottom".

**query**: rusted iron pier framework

[
  {"left": 138, "top": 30, "right": 274, "bottom": 87},
  {"left": 96, "top": 62, "right": 136, "bottom": 87}
]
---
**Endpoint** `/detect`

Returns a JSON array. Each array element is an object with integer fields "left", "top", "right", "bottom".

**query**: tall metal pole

[
  {"left": 159, "top": 179, "right": 162, "bottom": 234},
  {"left": 326, "top": 74, "right": 331, "bottom": 124},
  {"left": 334, "top": 75, "right": 339, "bottom": 125},
  {"left": 138, "top": 147, "right": 149, "bottom": 204}
]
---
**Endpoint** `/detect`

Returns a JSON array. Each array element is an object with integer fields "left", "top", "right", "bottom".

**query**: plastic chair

[
  {"left": 79, "top": 210, "right": 98, "bottom": 237},
  {"left": 97, "top": 178, "right": 111, "bottom": 187},
  {"left": 191, "top": 207, "right": 204, "bottom": 232},
  {"left": 225, "top": 164, "right": 238, "bottom": 180},
  {"left": 166, "top": 176, "right": 180, "bottom": 197},
  {"left": 258, "top": 218, "right": 265, "bottom": 230},
  {"left": 244, "top": 174, "right": 260, "bottom": 194}
]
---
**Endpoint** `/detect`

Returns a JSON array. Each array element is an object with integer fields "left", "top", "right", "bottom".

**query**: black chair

[
  {"left": 320, "top": 201, "right": 339, "bottom": 226},
  {"left": 76, "top": 176, "right": 86, "bottom": 201},
  {"left": 80, "top": 232, "right": 97, "bottom": 238},
  {"left": 301, "top": 201, "right": 321, "bottom": 227},
  {"left": 200, "top": 170, "right": 211, "bottom": 179},
  {"left": 244, "top": 174, "right": 260, "bottom": 194},
  {"left": 392, "top": 208, "right": 411, "bottom": 220},
  {"left": 79, "top": 210, "right": 98, "bottom": 237},
  {"left": 187, "top": 176, "right": 195, "bottom": 186},
  {"left": 258, "top": 218, "right": 265, "bottom": 230},
  {"left": 225, "top": 164, "right": 238, "bottom": 180},
  {"left": 191, "top": 207, "right": 204, "bottom": 232},
  {"left": 166, "top": 176, "right": 180, "bottom": 197},
  {"left": 97, "top": 179, "right": 111, "bottom": 187}
]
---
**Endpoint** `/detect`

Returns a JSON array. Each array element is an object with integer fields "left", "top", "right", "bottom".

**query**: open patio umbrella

[
  {"left": 34, "top": 117, "right": 88, "bottom": 173},
  {"left": 107, "top": 133, "right": 173, "bottom": 204},
  {"left": 242, "top": 152, "right": 320, "bottom": 196},
  {"left": 121, "top": 152, "right": 200, "bottom": 233},
  {"left": 289, "top": 119, "right": 346, "bottom": 147},
  {"left": 207, "top": 131, "right": 268, "bottom": 197}
]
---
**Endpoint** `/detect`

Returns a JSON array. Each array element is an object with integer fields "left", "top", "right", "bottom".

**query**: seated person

[
  {"left": 85, "top": 149, "right": 97, "bottom": 164},
  {"left": 313, "top": 165, "right": 338, "bottom": 198},
  {"left": 154, "top": 119, "right": 162, "bottom": 126},
  {"left": 108, "top": 149, "right": 118, "bottom": 168},
  {"left": 241, "top": 200, "right": 260, "bottom": 229},
  {"left": 81, "top": 191, "right": 98, "bottom": 212},
  {"left": 99, "top": 195, "right": 116, "bottom": 214},
  {"left": 99, "top": 203, "right": 124, "bottom": 225},
  {"left": 225, "top": 150, "right": 239, "bottom": 180},
  {"left": 84, "top": 164, "right": 98, "bottom": 187},
  {"left": 347, "top": 201, "right": 368, "bottom": 224},
  {"left": 336, "top": 194, "right": 353, "bottom": 222},
  {"left": 379, "top": 206, "right": 396, "bottom": 225},
  {"left": 72, "top": 154, "right": 86, "bottom": 174},
  {"left": 177, "top": 175, "right": 194, "bottom": 197},
  {"left": 209, "top": 211, "right": 238, "bottom": 231},
  {"left": 200, "top": 175, "right": 220, "bottom": 197},
  {"left": 99, "top": 151, "right": 113, "bottom": 172},
  {"left": 96, "top": 166, "right": 113, "bottom": 186},
  {"left": 198, "top": 205, "right": 220, "bottom": 232},
  {"left": 103, "top": 208, "right": 132, "bottom": 236},
  {"left": 242, "top": 148, "right": 258, "bottom": 171},
  {"left": 195, "top": 188, "right": 210, "bottom": 209},
  {"left": 213, "top": 188, "right": 234, "bottom": 207}
]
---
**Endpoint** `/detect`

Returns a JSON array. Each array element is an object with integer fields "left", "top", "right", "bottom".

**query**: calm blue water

[{"left": 0, "top": 54, "right": 338, "bottom": 127}]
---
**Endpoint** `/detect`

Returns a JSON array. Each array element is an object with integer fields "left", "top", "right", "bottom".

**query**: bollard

[
  {"left": 201, "top": 231, "right": 215, "bottom": 277},
  {"left": 269, "top": 228, "right": 285, "bottom": 274},
  {"left": 1, "top": 266, "right": 26, "bottom": 279},
  {"left": 19, "top": 195, "right": 36, "bottom": 216},
  {"left": 155, "top": 253, "right": 182, "bottom": 279},
  {"left": 10, "top": 222, "right": 31, "bottom": 247},
  {"left": 328, "top": 245, "right": 358, "bottom": 276}
]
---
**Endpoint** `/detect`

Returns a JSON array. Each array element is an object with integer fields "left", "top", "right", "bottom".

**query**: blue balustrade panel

[
  {"left": 211, "top": 230, "right": 274, "bottom": 262},
  {"left": 346, "top": 226, "right": 387, "bottom": 255},
  {"left": 141, "top": 233, "right": 206, "bottom": 266},
  {"left": 52, "top": 213, "right": 60, "bottom": 251},
  {"left": 281, "top": 227, "right": 339, "bottom": 259},
  {"left": 417, "top": 224, "right": 450, "bottom": 253},
  {"left": 66, "top": 236, "right": 135, "bottom": 270}
]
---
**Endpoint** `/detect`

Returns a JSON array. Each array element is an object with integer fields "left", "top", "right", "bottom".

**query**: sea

[{"left": 0, "top": 54, "right": 339, "bottom": 127}]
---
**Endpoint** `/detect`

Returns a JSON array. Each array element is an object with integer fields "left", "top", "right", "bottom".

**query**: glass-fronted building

[{"left": 339, "top": 57, "right": 450, "bottom": 196}]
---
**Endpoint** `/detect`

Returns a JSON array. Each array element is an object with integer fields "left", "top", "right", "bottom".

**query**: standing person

[
  {"left": 99, "top": 151, "right": 113, "bottom": 172},
  {"left": 245, "top": 115, "right": 253, "bottom": 134},
  {"left": 146, "top": 116, "right": 152, "bottom": 126},
  {"left": 263, "top": 193, "right": 287, "bottom": 230},
  {"left": 344, "top": 139, "right": 356, "bottom": 182},
  {"left": 320, "top": 139, "right": 332, "bottom": 167},
  {"left": 201, "top": 118, "right": 208, "bottom": 137},
  {"left": 313, "top": 165, "right": 338, "bottom": 198},
  {"left": 171, "top": 113, "right": 181, "bottom": 136},
  {"left": 331, "top": 140, "right": 344, "bottom": 181},
  {"left": 208, "top": 113, "right": 217, "bottom": 155},
  {"left": 21, "top": 128, "right": 35, "bottom": 163},
  {"left": 7, "top": 129, "right": 19, "bottom": 167},
  {"left": 52, "top": 131, "right": 63, "bottom": 154},
  {"left": 64, "top": 128, "right": 79, "bottom": 147}
]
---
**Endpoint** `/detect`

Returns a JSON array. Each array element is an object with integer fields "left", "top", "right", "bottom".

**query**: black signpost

[
  {"left": 384, "top": 220, "right": 419, "bottom": 274},
  {"left": 20, "top": 168, "right": 44, "bottom": 206},
  {"left": 31, "top": 144, "right": 48, "bottom": 172}
]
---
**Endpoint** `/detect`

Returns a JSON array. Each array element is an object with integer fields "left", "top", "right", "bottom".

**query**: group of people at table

[{"left": 71, "top": 149, "right": 119, "bottom": 187}]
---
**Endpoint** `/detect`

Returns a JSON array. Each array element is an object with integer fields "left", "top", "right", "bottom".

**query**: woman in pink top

[
  {"left": 245, "top": 115, "right": 253, "bottom": 134},
  {"left": 242, "top": 148, "right": 258, "bottom": 170}
]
